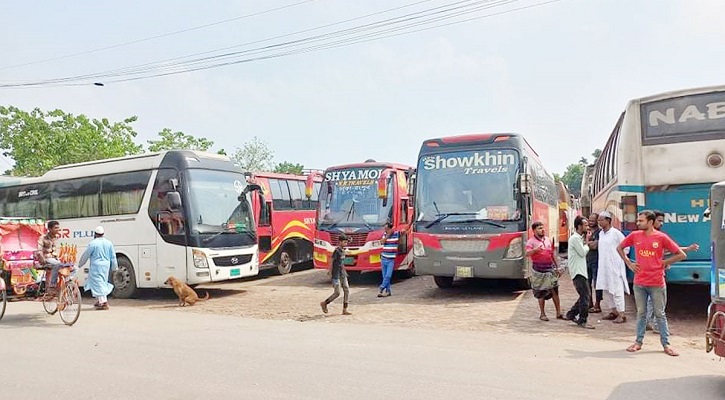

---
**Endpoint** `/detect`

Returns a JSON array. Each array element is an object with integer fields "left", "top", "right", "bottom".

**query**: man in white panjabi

[{"left": 595, "top": 211, "right": 629, "bottom": 324}]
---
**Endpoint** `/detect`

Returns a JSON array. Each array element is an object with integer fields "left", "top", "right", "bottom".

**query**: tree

[
  {"left": 274, "top": 162, "right": 304, "bottom": 175},
  {"left": 0, "top": 106, "right": 143, "bottom": 176},
  {"left": 560, "top": 163, "right": 585, "bottom": 197},
  {"left": 591, "top": 148, "right": 602, "bottom": 163},
  {"left": 230, "top": 136, "right": 274, "bottom": 171},
  {"left": 147, "top": 128, "right": 213, "bottom": 152}
]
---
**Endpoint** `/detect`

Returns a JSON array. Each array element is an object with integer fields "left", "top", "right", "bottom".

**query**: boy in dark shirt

[{"left": 321, "top": 234, "right": 352, "bottom": 315}]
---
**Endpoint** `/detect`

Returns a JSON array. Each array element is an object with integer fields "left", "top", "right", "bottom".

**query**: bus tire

[
  {"left": 433, "top": 276, "right": 454, "bottom": 289},
  {"left": 277, "top": 243, "right": 296, "bottom": 275},
  {"left": 515, "top": 279, "right": 531, "bottom": 290},
  {"left": 112, "top": 256, "right": 137, "bottom": 299}
]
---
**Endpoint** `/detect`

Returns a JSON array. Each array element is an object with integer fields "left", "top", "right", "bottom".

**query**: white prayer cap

[
  {"left": 94, "top": 226, "right": 105, "bottom": 235},
  {"left": 599, "top": 211, "right": 613, "bottom": 219}
]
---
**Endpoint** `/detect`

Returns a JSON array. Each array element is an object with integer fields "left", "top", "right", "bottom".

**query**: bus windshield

[
  {"left": 415, "top": 149, "right": 521, "bottom": 222},
  {"left": 185, "top": 169, "right": 256, "bottom": 235},
  {"left": 317, "top": 168, "right": 393, "bottom": 229}
]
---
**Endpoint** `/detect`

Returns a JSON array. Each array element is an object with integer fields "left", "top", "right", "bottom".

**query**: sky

[{"left": 1, "top": 0, "right": 724, "bottom": 175}]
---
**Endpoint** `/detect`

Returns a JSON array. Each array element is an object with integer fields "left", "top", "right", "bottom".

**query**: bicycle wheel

[
  {"left": 42, "top": 291, "right": 58, "bottom": 315},
  {"left": 0, "top": 288, "right": 6, "bottom": 321},
  {"left": 59, "top": 281, "right": 81, "bottom": 326}
]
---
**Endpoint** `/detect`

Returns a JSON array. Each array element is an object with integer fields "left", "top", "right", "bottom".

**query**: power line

[
  {"left": 0, "top": 0, "right": 317, "bottom": 71},
  {"left": 1, "top": 0, "right": 562, "bottom": 88}
]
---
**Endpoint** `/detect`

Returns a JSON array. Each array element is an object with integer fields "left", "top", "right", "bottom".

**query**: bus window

[
  {"left": 269, "top": 179, "right": 292, "bottom": 210},
  {"left": 288, "top": 179, "right": 304, "bottom": 210},
  {"left": 52, "top": 177, "right": 101, "bottom": 219},
  {"left": 4, "top": 184, "right": 51, "bottom": 218},
  {"left": 101, "top": 171, "right": 151, "bottom": 216}
]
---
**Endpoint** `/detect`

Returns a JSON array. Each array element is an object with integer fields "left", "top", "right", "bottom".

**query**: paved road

[{"left": 1, "top": 301, "right": 722, "bottom": 400}]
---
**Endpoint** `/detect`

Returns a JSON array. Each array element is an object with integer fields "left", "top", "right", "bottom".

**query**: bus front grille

[{"left": 213, "top": 254, "right": 254, "bottom": 267}]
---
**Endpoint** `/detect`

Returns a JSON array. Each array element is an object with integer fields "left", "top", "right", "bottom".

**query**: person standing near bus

[
  {"left": 321, "top": 234, "right": 352, "bottom": 315},
  {"left": 565, "top": 216, "right": 595, "bottom": 329},
  {"left": 585, "top": 213, "right": 603, "bottom": 314},
  {"left": 78, "top": 226, "right": 118, "bottom": 310},
  {"left": 378, "top": 222, "right": 398, "bottom": 297},
  {"left": 525, "top": 221, "right": 563, "bottom": 321},
  {"left": 617, "top": 210, "right": 686, "bottom": 356},
  {"left": 644, "top": 210, "right": 699, "bottom": 332},
  {"left": 596, "top": 211, "right": 629, "bottom": 324}
]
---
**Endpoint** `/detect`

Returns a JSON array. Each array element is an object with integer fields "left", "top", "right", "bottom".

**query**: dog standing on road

[{"left": 164, "top": 276, "right": 210, "bottom": 306}]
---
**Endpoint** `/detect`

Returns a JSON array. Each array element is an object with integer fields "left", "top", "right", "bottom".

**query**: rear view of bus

[
  {"left": 591, "top": 85, "right": 725, "bottom": 284},
  {"left": 312, "top": 161, "right": 414, "bottom": 274},
  {"left": 412, "top": 134, "right": 558, "bottom": 288}
]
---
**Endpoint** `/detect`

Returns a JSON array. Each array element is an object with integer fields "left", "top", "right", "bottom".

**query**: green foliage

[
  {"left": 147, "top": 128, "right": 213, "bottom": 152},
  {"left": 0, "top": 106, "right": 143, "bottom": 176},
  {"left": 560, "top": 163, "right": 585, "bottom": 197},
  {"left": 230, "top": 136, "right": 274, "bottom": 172},
  {"left": 274, "top": 162, "right": 304, "bottom": 175}
]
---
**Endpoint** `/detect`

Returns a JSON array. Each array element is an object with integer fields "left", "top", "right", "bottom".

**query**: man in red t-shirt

[{"left": 616, "top": 210, "right": 686, "bottom": 356}]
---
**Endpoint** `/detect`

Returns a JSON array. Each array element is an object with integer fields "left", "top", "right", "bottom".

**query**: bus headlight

[
  {"left": 371, "top": 240, "right": 382, "bottom": 248},
  {"left": 413, "top": 237, "right": 426, "bottom": 257},
  {"left": 193, "top": 249, "right": 209, "bottom": 269},
  {"left": 504, "top": 237, "right": 523, "bottom": 260}
]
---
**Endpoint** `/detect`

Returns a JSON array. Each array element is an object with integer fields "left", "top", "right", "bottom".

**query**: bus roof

[
  {"left": 249, "top": 171, "right": 323, "bottom": 181},
  {"left": 633, "top": 84, "right": 725, "bottom": 104},
  {"left": 0, "top": 150, "right": 242, "bottom": 187},
  {"left": 323, "top": 161, "right": 413, "bottom": 172},
  {"left": 419, "top": 133, "right": 541, "bottom": 159}
]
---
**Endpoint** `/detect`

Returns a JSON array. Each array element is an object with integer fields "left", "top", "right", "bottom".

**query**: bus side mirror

[
  {"left": 378, "top": 169, "right": 393, "bottom": 200},
  {"left": 407, "top": 172, "right": 416, "bottom": 197},
  {"left": 519, "top": 173, "right": 532, "bottom": 194},
  {"left": 305, "top": 173, "right": 318, "bottom": 199},
  {"left": 241, "top": 184, "right": 262, "bottom": 198},
  {"left": 166, "top": 191, "right": 182, "bottom": 210}
]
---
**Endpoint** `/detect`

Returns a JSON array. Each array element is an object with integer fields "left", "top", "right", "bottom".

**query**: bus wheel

[
  {"left": 433, "top": 276, "right": 454, "bottom": 289},
  {"left": 112, "top": 257, "right": 138, "bottom": 299},
  {"left": 277, "top": 251, "right": 293, "bottom": 275}
]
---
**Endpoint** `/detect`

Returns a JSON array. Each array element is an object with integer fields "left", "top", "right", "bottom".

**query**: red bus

[
  {"left": 305, "top": 161, "right": 414, "bottom": 275},
  {"left": 247, "top": 171, "right": 322, "bottom": 274},
  {"left": 556, "top": 181, "right": 581, "bottom": 253},
  {"left": 411, "top": 133, "right": 559, "bottom": 288}
]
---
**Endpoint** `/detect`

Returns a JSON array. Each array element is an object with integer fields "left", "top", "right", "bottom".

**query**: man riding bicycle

[{"left": 35, "top": 220, "right": 67, "bottom": 299}]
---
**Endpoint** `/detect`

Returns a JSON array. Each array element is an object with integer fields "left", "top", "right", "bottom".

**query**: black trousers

[
  {"left": 587, "top": 262, "right": 603, "bottom": 303},
  {"left": 567, "top": 275, "right": 591, "bottom": 324}
]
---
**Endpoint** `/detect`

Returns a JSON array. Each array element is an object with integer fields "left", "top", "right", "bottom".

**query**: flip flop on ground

[
  {"left": 626, "top": 343, "right": 642, "bottom": 352},
  {"left": 664, "top": 346, "right": 679, "bottom": 357}
]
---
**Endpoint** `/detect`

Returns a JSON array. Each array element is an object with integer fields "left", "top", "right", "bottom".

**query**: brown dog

[{"left": 164, "top": 276, "right": 210, "bottom": 306}]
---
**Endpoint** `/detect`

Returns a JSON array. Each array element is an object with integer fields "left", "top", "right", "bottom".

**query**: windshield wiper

[
  {"left": 425, "top": 212, "right": 477, "bottom": 229},
  {"left": 449, "top": 219, "right": 506, "bottom": 228}
]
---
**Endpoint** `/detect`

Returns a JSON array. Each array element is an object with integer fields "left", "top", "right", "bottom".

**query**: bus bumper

[
  {"left": 665, "top": 261, "right": 710, "bottom": 284},
  {"left": 414, "top": 253, "right": 527, "bottom": 280}
]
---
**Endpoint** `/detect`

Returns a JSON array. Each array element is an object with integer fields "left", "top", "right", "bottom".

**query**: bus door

[
  {"left": 255, "top": 178, "right": 273, "bottom": 256},
  {"left": 150, "top": 169, "right": 191, "bottom": 283}
]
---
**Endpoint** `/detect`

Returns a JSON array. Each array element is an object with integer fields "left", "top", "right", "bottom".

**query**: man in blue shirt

[
  {"left": 78, "top": 226, "right": 118, "bottom": 310},
  {"left": 378, "top": 222, "right": 399, "bottom": 297}
]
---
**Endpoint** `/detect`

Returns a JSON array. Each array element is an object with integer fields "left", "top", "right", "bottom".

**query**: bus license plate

[
  {"left": 344, "top": 256, "right": 355, "bottom": 266},
  {"left": 456, "top": 266, "right": 473, "bottom": 278},
  {"left": 230, "top": 268, "right": 241, "bottom": 277}
]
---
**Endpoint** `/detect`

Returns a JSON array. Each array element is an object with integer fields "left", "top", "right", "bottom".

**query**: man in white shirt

[{"left": 595, "top": 211, "right": 629, "bottom": 324}]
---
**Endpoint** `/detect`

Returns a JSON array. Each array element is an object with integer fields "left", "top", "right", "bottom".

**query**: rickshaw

[
  {"left": 0, "top": 218, "right": 81, "bottom": 326},
  {"left": 706, "top": 182, "right": 725, "bottom": 357}
]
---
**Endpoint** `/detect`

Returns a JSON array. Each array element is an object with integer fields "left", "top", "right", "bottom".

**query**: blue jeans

[
  {"left": 634, "top": 285, "right": 670, "bottom": 347},
  {"left": 646, "top": 285, "right": 667, "bottom": 327},
  {"left": 380, "top": 257, "right": 394, "bottom": 293}
]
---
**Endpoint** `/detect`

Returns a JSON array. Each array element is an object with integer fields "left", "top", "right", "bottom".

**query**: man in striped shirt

[{"left": 378, "top": 222, "right": 399, "bottom": 297}]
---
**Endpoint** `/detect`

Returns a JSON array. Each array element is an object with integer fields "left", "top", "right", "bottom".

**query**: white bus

[
  {"left": 590, "top": 85, "right": 725, "bottom": 285},
  {"left": 0, "top": 150, "right": 261, "bottom": 297}
]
